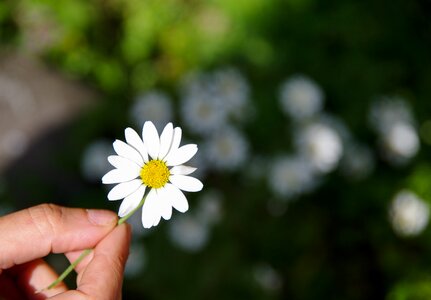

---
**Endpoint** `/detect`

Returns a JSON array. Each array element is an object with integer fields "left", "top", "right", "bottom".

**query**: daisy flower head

[
  {"left": 268, "top": 155, "right": 319, "bottom": 199},
  {"left": 279, "top": 74, "right": 324, "bottom": 121},
  {"left": 212, "top": 67, "right": 250, "bottom": 116},
  {"left": 294, "top": 121, "right": 344, "bottom": 174},
  {"left": 202, "top": 125, "right": 249, "bottom": 172},
  {"left": 380, "top": 122, "right": 420, "bottom": 165},
  {"left": 389, "top": 190, "right": 429, "bottom": 237},
  {"left": 102, "top": 121, "right": 204, "bottom": 229},
  {"left": 180, "top": 89, "right": 227, "bottom": 136}
]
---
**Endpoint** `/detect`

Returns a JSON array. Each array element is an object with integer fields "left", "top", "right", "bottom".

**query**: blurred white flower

[
  {"left": 168, "top": 213, "right": 210, "bottom": 252},
  {"left": 340, "top": 142, "right": 375, "bottom": 180},
  {"left": 295, "top": 121, "right": 343, "bottom": 173},
  {"left": 125, "top": 242, "right": 147, "bottom": 278},
  {"left": 369, "top": 96, "right": 413, "bottom": 134},
  {"left": 268, "top": 155, "right": 319, "bottom": 199},
  {"left": 253, "top": 263, "right": 283, "bottom": 292},
  {"left": 102, "top": 121, "right": 203, "bottom": 229},
  {"left": 212, "top": 67, "right": 250, "bottom": 119},
  {"left": 203, "top": 126, "right": 248, "bottom": 171},
  {"left": 180, "top": 91, "right": 227, "bottom": 136},
  {"left": 180, "top": 67, "right": 251, "bottom": 133},
  {"left": 81, "top": 140, "right": 114, "bottom": 182},
  {"left": 369, "top": 96, "right": 420, "bottom": 165},
  {"left": 389, "top": 190, "right": 429, "bottom": 237},
  {"left": 130, "top": 91, "right": 173, "bottom": 131},
  {"left": 196, "top": 190, "right": 223, "bottom": 226},
  {"left": 279, "top": 75, "right": 324, "bottom": 121},
  {"left": 381, "top": 122, "right": 420, "bottom": 164}
]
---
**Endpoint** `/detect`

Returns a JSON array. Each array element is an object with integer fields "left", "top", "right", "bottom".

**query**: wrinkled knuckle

[{"left": 28, "top": 203, "right": 64, "bottom": 238}]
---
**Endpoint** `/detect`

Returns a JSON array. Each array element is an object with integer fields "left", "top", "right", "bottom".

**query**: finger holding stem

[{"left": 39, "top": 196, "right": 146, "bottom": 293}]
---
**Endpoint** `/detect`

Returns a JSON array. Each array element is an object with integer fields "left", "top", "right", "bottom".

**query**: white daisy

[
  {"left": 212, "top": 67, "right": 250, "bottom": 119},
  {"left": 295, "top": 121, "right": 344, "bottom": 173},
  {"left": 180, "top": 92, "right": 227, "bottom": 136},
  {"left": 389, "top": 190, "right": 429, "bottom": 237},
  {"left": 368, "top": 96, "right": 420, "bottom": 165},
  {"left": 202, "top": 125, "right": 249, "bottom": 171},
  {"left": 279, "top": 75, "right": 324, "bottom": 121},
  {"left": 268, "top": 155, "right": 319, "bottom": 199},
  {"left": 102, "top": 121, "right": 204, "bottom": 229},
  {"left": 381, "top": 122, "right": 420, "bottom": 165}
]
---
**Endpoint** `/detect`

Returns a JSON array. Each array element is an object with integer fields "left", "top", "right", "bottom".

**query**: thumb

[{"left": 0, "top": 204, "right": 118, "bottom": 270}]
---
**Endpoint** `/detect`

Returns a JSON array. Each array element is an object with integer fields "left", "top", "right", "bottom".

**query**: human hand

[{"left": 0, "top": 204, "right": 131, "bottom": 300}]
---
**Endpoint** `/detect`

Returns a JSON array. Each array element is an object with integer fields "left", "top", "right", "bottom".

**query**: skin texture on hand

[{"left": 0, "top": 204, "right": 131, "bottom": 300}]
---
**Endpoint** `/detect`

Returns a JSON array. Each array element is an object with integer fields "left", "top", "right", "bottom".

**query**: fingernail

[{"left": 87, "top": 209, "right": 117, "bottom": 226}]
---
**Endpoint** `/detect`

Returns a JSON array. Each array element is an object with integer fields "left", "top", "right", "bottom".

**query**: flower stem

[
  {"left": 39, "top": 197, "right": 147, "bottom": 293},
  {"left": 117, "top": 196, "right": 146, "bottom": 225},
  {"left": 44, "top": 248, "right": 92, "bottom": 291}
]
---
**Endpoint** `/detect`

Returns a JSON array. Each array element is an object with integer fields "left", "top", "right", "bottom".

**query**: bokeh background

[{"left": 1, "top": 0, "right": 431, "bottom": 299}]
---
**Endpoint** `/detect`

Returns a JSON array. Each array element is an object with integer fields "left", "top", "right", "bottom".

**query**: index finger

[{"left": 0, "top": 204, "right": 118, "bottom": 270}]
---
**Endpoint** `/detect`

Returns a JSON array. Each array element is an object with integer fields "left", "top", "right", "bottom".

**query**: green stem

[
  {"left": 39, "top": 196, "right": 147, "bottom": 293},
  {"left": 117, "top": 196, "right": 146, "bottom": 225},
  {"left": 45, "top": 248, "right": 92, "bottom": 290}
]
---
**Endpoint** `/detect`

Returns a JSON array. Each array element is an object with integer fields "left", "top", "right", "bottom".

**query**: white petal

[
  {"left": 169, "top": 175, "right": 203, "bottom": 192},
  {"left": 158, "top": 123, "right": 174, "bottom": 159},
  {"left": 169, "top": 165, "right": 197, "bottom": 175},
  {"left": 107, "top": 156, "right": 141, "bottom": 173},
  {"left": 102, "top": 168, "right": 140, "bottom": 184},
  {"left": 157, "top": 187, "right": 173, "bottom": 220},
  {"left": 142, "top": 121, "right": 160, "bottom": 160},
  {"left": 152, "top": 214, "right": 161, "bottom": 227},
  {"left": 125, "top": 127, "right": 149, "bottom": 162},
  {"left": 113, "top": 140, "right": 144, "bottom": 165},
  {"left": 163, "top": 127, "right": 182, "bottom": 160},
  {"left": 165, "top": 144, "right": 198, "bottom": 166},
  {"left": 164, "top": 183, "right": 189, "bottom": 213},
  {"left": 142, "top": 189, "right": 160, "bottom": 228},
  {"left": 107, "top": 179, "right": 143, "bottom": 201},
  {"left": 118, "top": 185, "right": 146, "bottom": 217}
]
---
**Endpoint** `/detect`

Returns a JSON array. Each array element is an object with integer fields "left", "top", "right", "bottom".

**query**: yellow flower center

[{"left": 140, "top": 160, "right": 170, "bottom": 189}]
